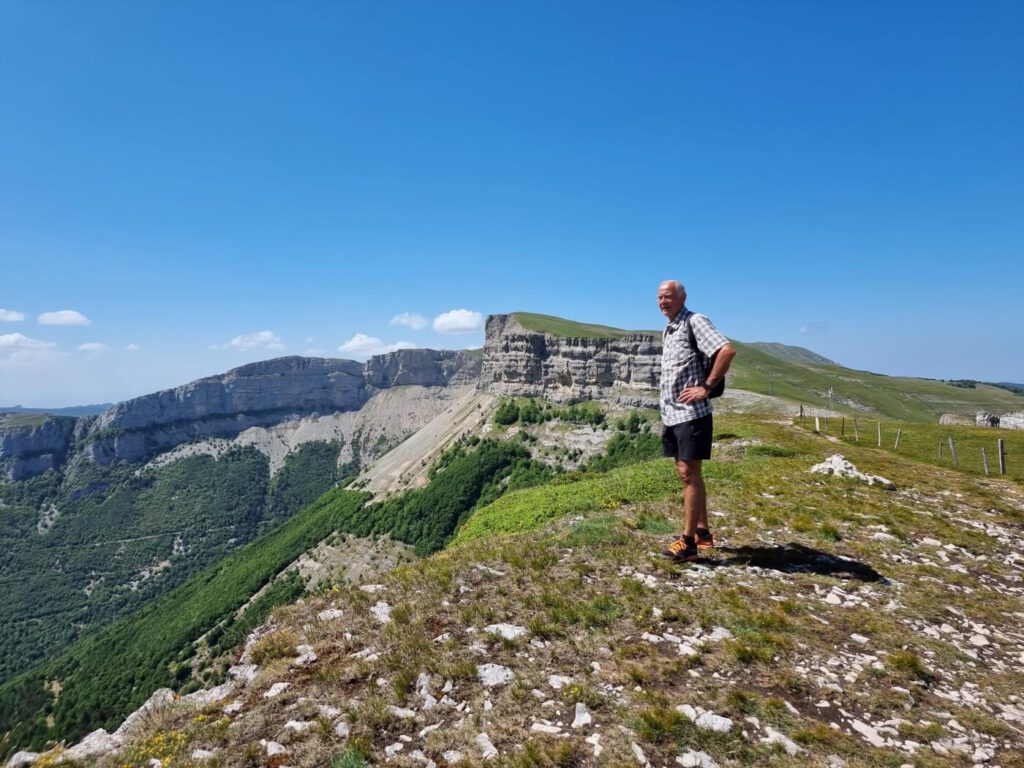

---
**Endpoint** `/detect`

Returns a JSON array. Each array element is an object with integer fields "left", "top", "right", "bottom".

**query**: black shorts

[{"left": 662, "top": 414, "right": 713, "bottom": 461}]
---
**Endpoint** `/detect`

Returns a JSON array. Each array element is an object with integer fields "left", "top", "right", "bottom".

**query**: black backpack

[{"left": 686, "top": 314, "right": 725, "bottom": 399}]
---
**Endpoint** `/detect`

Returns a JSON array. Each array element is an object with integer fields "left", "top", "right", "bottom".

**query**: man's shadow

[{"left": 706, "top": 542, "right": 886, "bottom": 583}]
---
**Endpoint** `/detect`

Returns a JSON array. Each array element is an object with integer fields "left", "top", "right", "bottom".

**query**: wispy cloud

[
  {"left": 338, "top": 333, "right": 414, "bottom": 359},
  {"left": 390, "top": 312, "right": 428, "bottom": 331},
  {"left": 0, "top": 308, "right": 25, "bottom": 322},
  {"left": 125, "top": 343, "right": 140, "bottom": 352},
  {"left": 218, "top": 330, "right": 285, "bottom": 351},
  {"left": 433, "top": 309, "right": 483, "bottom": 334},
  {"left": 0, "top": 332, "right": 56, "bottom": 350},
  {"left": 76, "top": 342, "right": 107, "bottom": 352},
  {"left": 0, "top": 334, "right": 59, "bottom": 368},
  {"left": 38, "top": 309, "right": 90, "bottom": 326},
  {"left": 795, "top": 322, "right": 827, "bottom": 335}
]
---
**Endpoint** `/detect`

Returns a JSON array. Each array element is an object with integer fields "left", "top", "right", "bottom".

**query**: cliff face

[
  {"left": 1, "top": 351, "right": 482, "bottom": 478},
  {"left": 478, "top": 314, "right": 661, "bottom": 405},
  {"left": 0, "top": 416, "right": 79, "bottom": 481}
]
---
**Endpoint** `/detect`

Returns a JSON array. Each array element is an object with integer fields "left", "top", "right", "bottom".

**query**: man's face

[{"left": 657, "top": 284, "right": 684, "bottom": 319}]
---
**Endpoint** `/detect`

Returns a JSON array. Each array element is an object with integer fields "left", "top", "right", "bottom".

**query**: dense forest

[{"left": 0, "top": 440, "right": 344, "bottom": 685}]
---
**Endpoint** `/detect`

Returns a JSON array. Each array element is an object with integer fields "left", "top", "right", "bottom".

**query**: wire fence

[{"left": 799, "top": 413, "right": 1021, "bottom": 482}]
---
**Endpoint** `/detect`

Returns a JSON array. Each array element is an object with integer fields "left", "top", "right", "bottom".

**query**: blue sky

[{"left": 2, "top": 1, "right": 1022, "bottom": 406}]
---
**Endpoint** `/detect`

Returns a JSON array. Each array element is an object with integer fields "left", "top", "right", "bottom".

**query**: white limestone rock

[
  {"left": 228, "top": 664, "right": 259, "bottom": 685},
  {"left": 572, "top": 703, "right": 593, "bottom": 729},
  {"left": 851, "top": 720, "right": 886, "bottom": 748},
  {"left": 264, "top": 681, "right": 291, "bottom": 698},
  {"left": 483, "top": 623, "right": 528, "bottom": 641},
  {"left": 114, "top": 688, "right": 176, "bottom": 738},
  {"left": 810, "top": 455, "right": 895, "bottom": 489},
  {"left": 763, "top": 727, "right": 803, "bottom": 755},
  {"left": 548, "top": 674, "right": 573, "bottom": 690},
  {"left": 478, "top": 663, "right": 514, "bottom": 687},
  {"left": 317, "top": 608, "right": 345, "bottom": 622},
  {"left": 63, "top": 730, "right": 124, "bottom": 761},
  {"left": 183, "top": 682, "right": 235, "bottom": 707},
  {"left": 4, "top": 752, "right": 40, "bottom": 768},
  {"left": 475, "top": 733, "right": 498, "bottom": 760},
  {"left": 371, "top": 601, "right": 392, "bottom": 624},
  {"left": 677, "top": 751, "right": 720, "bottom": 768}
]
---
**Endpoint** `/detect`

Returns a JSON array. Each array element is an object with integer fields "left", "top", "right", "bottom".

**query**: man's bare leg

[{"left": 675, "top": 459, "right": 707, "bottom": 536}]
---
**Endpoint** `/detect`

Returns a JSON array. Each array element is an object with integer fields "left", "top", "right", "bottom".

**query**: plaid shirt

[{"left": 660, "top": 308, "right": 729, "bottom": 426}]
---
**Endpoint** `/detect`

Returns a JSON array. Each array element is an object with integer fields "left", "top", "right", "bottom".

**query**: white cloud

[
  {"left": 0, "top": 348, "right": 63, "bottom": 368},
  {"left": 38, "top": 309, "right": 90, "bottom": 326},
  {"left": 222, "top": 330, "right": 285, "bottom": 351},
  {"left": 0, "top": 308, "right": 25, "bottom": 322},
  {"left": 0, "top": 334, "right": 59, "bottom": 368},
  {"left": 433, "top": 309, "right": 484, "bottom": 334},
  {"left": 76, "top": 342, "right": 107, "bottom": 352},
  {"left": 125, "top": 343, "right": 140, "bottom": 352},
  {"left": 390, "top": 312, "right": 428, "bottom": 331},
  {"left": 0, "top": 332, "right": 56, "bottom": 350},
  {"left": 338, "top": 333, "right": 414, "bottom": 359}
]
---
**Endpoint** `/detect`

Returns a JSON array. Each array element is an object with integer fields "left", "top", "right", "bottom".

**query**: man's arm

[{"left": 678, "top": 342, "right": 737, "bottom": 403}]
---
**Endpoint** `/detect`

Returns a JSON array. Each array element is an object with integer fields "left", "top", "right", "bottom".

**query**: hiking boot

[
  {"left": 672, "top": 530, "right": 715, "bottom": 549},
  {"left": 662, "top": 537, "right": 701, "bottom": 562}
]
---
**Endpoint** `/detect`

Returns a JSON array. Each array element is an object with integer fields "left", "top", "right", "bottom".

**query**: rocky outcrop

[
  {"left": 479, "top": 314, "right": 661, "bottom": 406},
  {"left": 0, "top": 415, "right": 78, "bottom": 481},
  {"left": 1, "top": 350, "right": 483, "bottom": 478},
  {"left": 940, "top": 413, "right": 973, "bottom": 426},
  {"left": 976, "top": 411, "right": 1024, "bottom": 430}
]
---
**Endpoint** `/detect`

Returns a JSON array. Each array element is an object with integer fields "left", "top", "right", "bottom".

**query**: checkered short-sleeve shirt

[{"left": 660, "top": 308, "right": 729, "bottom": 426}]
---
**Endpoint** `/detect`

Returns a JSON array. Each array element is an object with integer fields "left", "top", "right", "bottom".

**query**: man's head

[{"left": 657, "top": 280, "right": 686, "bottom": 319}]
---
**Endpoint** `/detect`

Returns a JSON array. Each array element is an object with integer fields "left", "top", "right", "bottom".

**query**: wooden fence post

[
  {"left": 824, "top": 417, "right": 829, "bottom": 433},
  {"left": 853, "top": 418, "right": 859, "bottom": 442},
  {"left": 948, "top": 436, "right": 959, "bottom": 467},
  {"left": 814, "top": 416, "right": 821, "bottom": 434},
  {"left": 998, "top": 439, "right": 1006, "bottom": 475},
  {"left": 981, "top": 447, "right": 989, "bottom": 476},
  {"left": 877, "top": 421, "right": 882, "bottom": 447},
  {"left": 799, "top": 404, "right": 804, "bottom": 423},
  {"left": 841, "top": 417, "right": 846, "bottom": 438},
  {"left": 894, "top": 428, "right": 902, "bottom": 450},
  {"left": 938, "top": 440, "right": 943, "bottom": 460}
]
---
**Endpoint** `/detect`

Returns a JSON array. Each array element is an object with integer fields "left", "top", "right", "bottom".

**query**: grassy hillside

[
  {"left": 0, "top": 489, "right": 371, "bottom": 754},
  {"left": 512, "top": 312, "right": 649, "bottom": 339},
  {"left": 509, "top": 311, "right": 1023, "bottom": 422},
  {"left": 60, "top": 413, "right": 1024, "bottom": 767},
  {"left": 728, "top": 340, "right": 1023, "bottom": 422},
  {"left": 0, "top": 437, "right": 555, "bottom": 754},
  {"left": 806, "top": 416, "right": 1024, "bottom": 482},
  {"left": 0, "top": 441, "right": 346, "bottom": 685},
  {"left": 747, "top": 341, "right": 835, "bottom": 365}
]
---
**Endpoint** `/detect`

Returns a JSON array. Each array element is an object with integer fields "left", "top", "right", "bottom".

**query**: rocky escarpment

[
  {"left": 479, "top": 314, "right": 661, "bottom": 406},
  {"left": 0, "top": 415, "right": 82, "bottom": 481},
  {"left": 976, "top": 411, "right": 1024, "bottom": 430},
  {"left": 1, "top": 351, "right": 482, "bottom": 479}
]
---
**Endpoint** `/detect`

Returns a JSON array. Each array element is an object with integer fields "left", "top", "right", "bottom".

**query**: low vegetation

[
  {"left": 53, "top": 412, "right": 1023, "bottom": 768},
  {"left": 0, "top": 489, "right": 370, "bottom": 752}
]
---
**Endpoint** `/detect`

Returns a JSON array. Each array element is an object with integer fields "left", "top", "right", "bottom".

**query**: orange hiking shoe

[
  {"left": 695, "top": 528, "right": 715, "bottom": 549},
  {"left": 662, "top": 537, "right": 701, "bottom": 562}
]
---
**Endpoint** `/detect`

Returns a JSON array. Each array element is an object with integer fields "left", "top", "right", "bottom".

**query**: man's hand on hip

[{"left": 678, "top": 385, "right": 709, "bottom": 404}]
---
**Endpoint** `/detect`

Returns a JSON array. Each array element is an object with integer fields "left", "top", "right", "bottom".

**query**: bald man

[{"left": 657, "top": 280, "right": 737, "bottom": 562}]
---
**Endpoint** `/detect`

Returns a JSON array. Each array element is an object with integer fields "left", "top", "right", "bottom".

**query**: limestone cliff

[
  {"left": 1, "top": 350, "right": 481, "bottom": 478},
  {"left": 478, "top": 313, "right": 661, "bottom": 406},
  {"left": 0, "top": 415, "right": 79, "bottom": 481}
]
